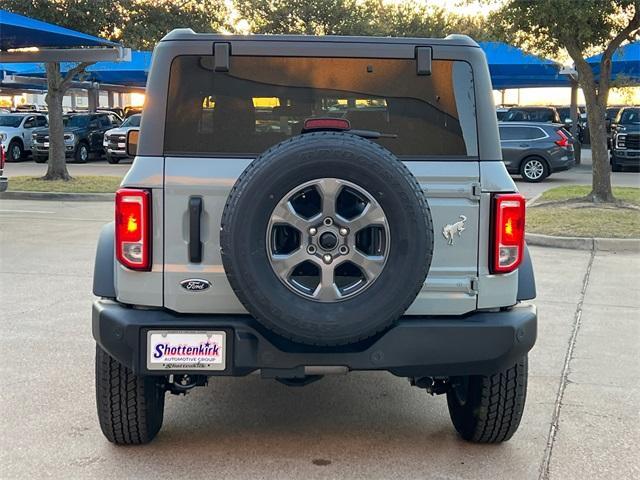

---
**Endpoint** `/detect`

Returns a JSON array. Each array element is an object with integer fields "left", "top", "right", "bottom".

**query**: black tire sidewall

[
  {"left": 8, "top": 140, "right": 22, "bottom": 162},
  {"left": 75, "top": 143, "right": 89, "bottom": 163},
  {"left": 520, "top": 157, "right": 548, "bottom": 183},
  {"left": 221, "top": 133, "right": 433, "bottom": 345}
]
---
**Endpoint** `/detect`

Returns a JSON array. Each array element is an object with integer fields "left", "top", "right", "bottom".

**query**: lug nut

[
  {"left": 307, "top": 245, "right": 317, "bottom": 254},
  {"left": 323, "top": 254, "right": 332, "bottom": 264},
  {"left": 309, "top": 227, "right": 317, "bottom": 236},
  {"left": 339, "top": 227, "right": 348, "bottom": 236},
  {"left": 323, "top": 217, "right": 333, "bottom": 226}
]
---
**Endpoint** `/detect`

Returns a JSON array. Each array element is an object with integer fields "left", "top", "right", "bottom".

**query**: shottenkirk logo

[{"left": 153, "top": 342, "right": 220, "bottom": 359}]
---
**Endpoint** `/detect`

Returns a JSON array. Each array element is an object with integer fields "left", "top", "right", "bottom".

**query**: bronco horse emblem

[{"left": 442, "top": 215, "right": 467, "bottom": 245}]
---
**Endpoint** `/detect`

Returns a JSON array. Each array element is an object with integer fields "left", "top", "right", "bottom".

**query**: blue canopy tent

[
  {"left": 0, "top": 62, "right": 46, "bottom": 91},
  {"left": 1, "top": 51, "right": 151, "bottom": 89},
  {"left": 0, "top": 9, "right": 129, "bottom": 63},
  {"left": 0, "top": 9, "right": 118, "bottom": 50},
  {"left": 479, "top": 41, "right": 569, "bottom": 90},
  {"left": 586, "top": 41, "right": 640, "bottom": 85}
]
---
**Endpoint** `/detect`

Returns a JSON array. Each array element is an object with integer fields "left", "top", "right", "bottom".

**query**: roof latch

[
  {"left": 213, "top": 42, "right": 230, "bottom": 72},
  {"left": 415, "top": 46, "right": 432, "bottom": 76}
]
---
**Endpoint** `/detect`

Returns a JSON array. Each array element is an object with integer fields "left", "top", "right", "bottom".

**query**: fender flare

[
  {"left": 93, "top": 222, "right": 116, "bottom": 298},
  {"left": 517, "top": 243, "right": 536, "bottom": 301}
]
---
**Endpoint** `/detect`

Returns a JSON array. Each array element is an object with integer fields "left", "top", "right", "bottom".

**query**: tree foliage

[
  {"left": 1, "top": 0, "right": 226, "bottom": 50},
  {"left": 492, "top": 0, "right": 639, "bottom": 203}
]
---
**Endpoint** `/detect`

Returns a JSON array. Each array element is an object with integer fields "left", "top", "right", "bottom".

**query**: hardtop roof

[{"left": 160, "top": 29, "right": 479, "bottom": 48}]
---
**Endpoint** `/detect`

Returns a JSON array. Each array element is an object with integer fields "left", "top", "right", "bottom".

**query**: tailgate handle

[{"left": 188, "top": 196, "right": 203, "bottom": 263}]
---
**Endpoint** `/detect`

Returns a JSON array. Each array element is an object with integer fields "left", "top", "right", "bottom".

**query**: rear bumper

[
  {"left": 550, "top": 154, "right": 576, "bottom": 173},
  {"left": 92, "top": 300, "right": 537, "bottom": 378}
]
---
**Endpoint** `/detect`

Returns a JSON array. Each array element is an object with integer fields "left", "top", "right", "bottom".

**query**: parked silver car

[{"left": 499, "top": 121, "right": 575, "bottom": 182}]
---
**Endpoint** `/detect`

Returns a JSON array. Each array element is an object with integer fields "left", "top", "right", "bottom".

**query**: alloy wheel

[{"left": 266, "top": 178, "right": 390, "bottom": 302}]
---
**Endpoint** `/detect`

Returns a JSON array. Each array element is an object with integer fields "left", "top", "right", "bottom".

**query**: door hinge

[{"left": 471, "top": 183, "right": 482, "bottom": 199}]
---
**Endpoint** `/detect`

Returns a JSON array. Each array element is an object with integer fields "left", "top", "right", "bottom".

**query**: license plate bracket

[{"left": 146, "top": 330, "right": 226, "bottom": 371}]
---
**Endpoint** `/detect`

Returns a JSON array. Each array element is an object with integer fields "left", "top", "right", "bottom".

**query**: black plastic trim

[
  {"left": 188, "top": 196, "right": 203, "bottom": 263},
  {"left": 92, "top": 223, "right": 116, "bottom": 298},
  {"left": 93, "top": 300, "right": 537, "bottom": 378},
  {"left": 517, "top": 244, "right": 536, "bottom": 301}
]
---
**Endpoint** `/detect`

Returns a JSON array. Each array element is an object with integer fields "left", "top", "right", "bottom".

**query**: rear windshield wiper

[{"left": 348, "top": 129, "right": 398, "bottom": 139}]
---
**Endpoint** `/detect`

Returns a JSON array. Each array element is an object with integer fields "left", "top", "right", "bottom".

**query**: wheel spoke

[
  {"left": 312, "top": 264, "right": 341, "bottom": 301},
  {"left": 344, "top": 250, "right": 385, "bottom": 280},
  {"left": 344, "top": 202, "right": 386, "bottom": 233},
  {"left": 270, "top": 248, "right": 308, "bottom": 280},
  {"left": 271, "top": 201, "right": 313, "bottom": 232},
  {"left": 316, "top": 178, "right": 342, "bottom": 218}
]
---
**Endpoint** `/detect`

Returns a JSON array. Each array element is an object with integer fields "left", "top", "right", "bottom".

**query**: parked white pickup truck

[{"left": 0, "top": 113, "right": 48, "bottom": 162}]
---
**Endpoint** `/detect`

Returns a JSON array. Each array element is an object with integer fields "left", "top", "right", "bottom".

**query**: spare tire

[{"left": 221, "top": 132, "right": 433, "bottom": 346}]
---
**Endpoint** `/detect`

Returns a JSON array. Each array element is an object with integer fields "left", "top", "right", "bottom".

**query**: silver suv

[{"left": 92, "top": 31, "right": 537, "bottom": 445}]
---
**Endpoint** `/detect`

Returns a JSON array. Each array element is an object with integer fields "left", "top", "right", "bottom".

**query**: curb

[
  {"left": 526, "top": 233, "right": 640, "bottom": 252},
  {"left": 0, "top": 191, "right": 114, "bottom": 202}
]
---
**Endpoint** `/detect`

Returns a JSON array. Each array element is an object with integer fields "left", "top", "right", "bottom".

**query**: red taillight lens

[
  {"left": 491, "top": 193, "right": 525, "bottom": 274},
  {"left": 115, "top": 188, "right": 151, "bottom": 270},
  {"left": 0, "top": 145, "right": 5, "bottom": 169},
  {"left": 555, "top": 129, "right": 569, "bottom": 147},
  {"left": 303, "top": 118, "right": 351, "bottom": 131}
]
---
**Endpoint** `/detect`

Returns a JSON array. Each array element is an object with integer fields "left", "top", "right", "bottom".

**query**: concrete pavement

[{"left": 0, "top": 199, "right": 638, "bottom": 479}]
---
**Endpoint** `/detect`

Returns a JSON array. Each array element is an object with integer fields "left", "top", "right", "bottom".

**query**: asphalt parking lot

[{"left": 0, "top": 199, "right": 638, "bottom": 479}]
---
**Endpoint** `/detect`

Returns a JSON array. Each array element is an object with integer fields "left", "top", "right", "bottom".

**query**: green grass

[
  {"left": 7, "top": 176, "right": 121, "bottom": 193},
  {"left": 539, "top": 185, "right": 640, "bottom": 206},
  {"left": 527, "top": 205, "right": 640, "bottom": 238},
  {"left": 528, "top": 185, "right": 640, "bottom": 238}
]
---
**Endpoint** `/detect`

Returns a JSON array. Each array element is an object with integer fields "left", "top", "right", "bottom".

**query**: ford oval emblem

[{"left": 180, "top": 279, "right": 212, "bottom": 292}]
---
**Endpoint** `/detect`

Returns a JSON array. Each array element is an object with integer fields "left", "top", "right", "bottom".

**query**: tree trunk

[
  {"left": 575, "top": 63, "right": 615, "bottom": 203},
  {"left": 43, "top": 63, "right": 72, "bottom": 181}
]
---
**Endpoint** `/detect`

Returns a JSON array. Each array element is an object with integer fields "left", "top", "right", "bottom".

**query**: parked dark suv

[
  {"left": 503, "top": 106, "right": 561, "bottom": 124},
  {"left": 32, "top": 112, "right": 121, "bottom": 163},
  {"left": 499, "top": 122, "right": 575, "bottom": 182},
  {"left": 610, "top": 107, "right": 640, "bottom": 171}
]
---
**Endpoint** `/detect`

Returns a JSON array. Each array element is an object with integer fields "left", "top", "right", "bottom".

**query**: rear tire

[
  {"left": 520, "top": 157, "right": 549, "bottom": 182},
  {"left": 95, "top": 345, "right": 165, "bottom": 445},
  {"left": 33, "top": 154, "right": 47, "bottom": 163},
  {"left": 446, "top": 356, "right": 527, "bottom": 443},
  {"left": 107, "top": 154, "right": 120, "bottom": 164},
  {"left": 7, "top": 139, "right": 23, "bottom": 162}
]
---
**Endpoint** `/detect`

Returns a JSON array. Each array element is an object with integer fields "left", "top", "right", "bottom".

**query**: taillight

[
  {"left": 555, "top": 129, "right": 570, "bottom": 147},
  {"left": 491, "top": 193, "right": 525, "bottom": 274},
  {"left": 0, "top": 145, "right": 5, "bottom": 169},
  {"left": 115, "top": 188, "right": 151, "bottom": 270}
]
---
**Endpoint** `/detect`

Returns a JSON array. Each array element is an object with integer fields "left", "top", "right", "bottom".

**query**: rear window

[
  {"left": 499, "top": 126, "right": 546, "bottom": 141},
  {"left": 164, "top": 55, "right": 478, "bottom": 158},
  {"left": 504, "top": 109, "right": 555, "bottom": 123}
]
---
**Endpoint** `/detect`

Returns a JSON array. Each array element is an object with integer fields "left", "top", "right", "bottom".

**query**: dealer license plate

[
  {"left": 147, "top": 330, "right": 226, "bottom": 371},
  {"left": 117, "top": 142, "right": 126, "bottom": 148}
]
